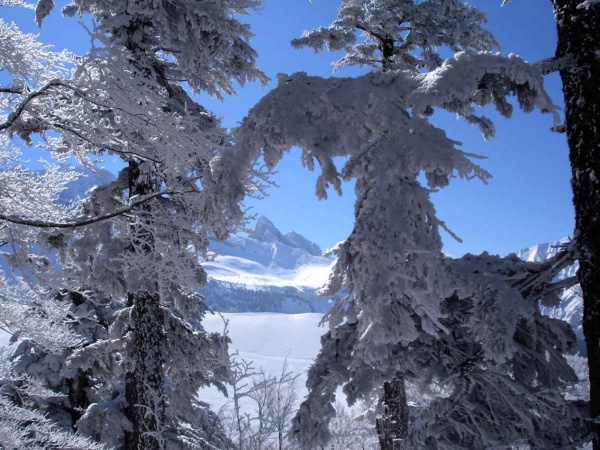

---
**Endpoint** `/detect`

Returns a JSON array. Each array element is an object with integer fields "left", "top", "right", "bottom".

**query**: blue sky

[{"left": 4, "top": 0, "right": 572, "bottom": 257}]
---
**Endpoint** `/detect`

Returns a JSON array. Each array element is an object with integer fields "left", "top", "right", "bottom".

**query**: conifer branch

[{"left": 0, "top": 190, "right": 173, "bottom": 229}]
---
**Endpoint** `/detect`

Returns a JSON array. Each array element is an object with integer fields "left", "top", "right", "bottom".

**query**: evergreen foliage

[
  {"left": 0, "top": 0, "right": 265, "bottom": 447},
  {"left": 0, "top": 1, "right": 595, "bottom": 448},
  {"left": 226, "top": 1, "right": 589, "bottom": 448}
]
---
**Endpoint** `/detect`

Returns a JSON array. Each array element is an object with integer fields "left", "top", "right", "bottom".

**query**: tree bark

[
  {"left": 124, "top": 291, "right": 166, "bottom": 450},
  {"left": 123, "top": 161, "right": 166, "bottom": 450},
  {"left": 376, "top": 375, "right": 409, "bottom": 450},
  {"left": 553, "top": 1, "right": 600, "bottom": 447}
]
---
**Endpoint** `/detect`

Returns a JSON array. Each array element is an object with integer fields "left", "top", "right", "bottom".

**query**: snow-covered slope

[
  {"left": 198, "top": 312, "right": 327, "bottom": 418},
  {"left": 203, "top": 216, "right": 336, "bottom": 313},
  {"left": 516, "top": 237, "right": 584, "bottom": 355}
]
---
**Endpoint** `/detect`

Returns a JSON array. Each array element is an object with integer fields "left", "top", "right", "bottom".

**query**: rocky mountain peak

[{"left": 248, "top": 216, "right": 323, "bottom": 256}]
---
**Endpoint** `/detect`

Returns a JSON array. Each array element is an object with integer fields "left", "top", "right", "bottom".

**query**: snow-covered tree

[
  {"left": 410, "top": 250, "right": 589, "bottom": 449},
  {"left": 0, "top": 353, "right": 106, "bottom": 450},
  {"left": 1, "top": 1, "right": 266, "bottom": 448},
  {"left": 548, "top": 1, "right": 600, "bottom": 447},
  {"left": 0, "top": 9, "right": 98, "bottom": 446},
  {"left": 219, "top": 357, "right": 301, "bottom": 450},
  {"left": 220, "top": 0, "right": 587, "bottom": 448},
  {"left": 327, "top": 401, "right": 379, "bottom": 450},
  {"left": 498, "top": 1, "right": 600, "bottom": 445}
]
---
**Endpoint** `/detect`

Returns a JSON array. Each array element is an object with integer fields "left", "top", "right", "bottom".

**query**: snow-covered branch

[
  {"left": 0, "top": 78, "right": 68, "bottom": 132},
  {"left": 0, "top": 189, "right": 175, "bottom": 229},
  {"left": 534, "top": 54, "right": 576, "bottom": 75}
]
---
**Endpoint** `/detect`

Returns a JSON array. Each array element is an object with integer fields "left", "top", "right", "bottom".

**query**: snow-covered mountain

[
  {"left": 203, "top": 216, "right": 336, "bottom": 313},
  {"left": 248, "top": 216, "right": 323, "bottom": 257}
]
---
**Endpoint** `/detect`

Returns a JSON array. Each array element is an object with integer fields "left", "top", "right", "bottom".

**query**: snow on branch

[
  {"left": 234, "top": 51, "right": 557, "bottom": 195},
  {"left": 577, "top": 0, "right": 600, "bottom": 9},
  {"left": 0, "top": 19, "right": 70, "bottom": 84},
  {"left": 533, "top": 54, "right": 576, "bottom": 75},
  {"left": 0, "top": 273, "right": 84, "bottom": 352},
  {"left": 0, "top": 396, "right": 107, "bottom": 449},
  {"left": 234, "top": 69, "right": 493, "bottom": 200},
  {"left": 0, "top": 0, "right": 34, "bottom": 7},
  {"left": 0, "top": 189, "right": 175, "bottom": 229},
  {"left": 65, "top": 0, "right": 268, "bottom": 98},
  {"left": 412, "top": 52, "right": 560, "bottom": 139}
]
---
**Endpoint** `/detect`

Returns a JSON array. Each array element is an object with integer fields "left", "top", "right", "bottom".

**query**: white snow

[
  {"left": 203, "top": 247, "right": 333, "bottom": 288},
  {"left": 198, "top": 312, "right": 326, "bottom": 408},
  {"left": 205, "top": 222, "right": 334, "bottom": 289}
]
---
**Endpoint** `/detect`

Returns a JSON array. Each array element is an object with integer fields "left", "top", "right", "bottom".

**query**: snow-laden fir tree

[
  {"left": 546, "top": 1, "right": 600, "bottom": 447},
  {"left": 497, "top": 1, "right": 600, "bottom": 445},
  {"left": 216, "top": 0, "right": 588, "bottom": 447},
  {"left": 0, "top": 9, "right": 104, "bottom": 447},
  {"left": 0, "top": 1, "right": 265, "bottom": 448},
  {"left": 0, "top": 345, "right": 105, "bottom": 449}
]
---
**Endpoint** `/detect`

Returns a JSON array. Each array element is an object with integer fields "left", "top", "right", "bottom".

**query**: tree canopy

[{"left": 0, "top": 1, "right": 594, "bottom": 449}]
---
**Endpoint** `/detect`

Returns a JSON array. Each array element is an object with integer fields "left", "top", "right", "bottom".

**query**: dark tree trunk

[
  {"left": 553, "top": 1, "right": 600, "bottom": 447},
  {"left": 124, "top": 291, "right": 166, "bottom": 450},
  {"left": 123, "top": 162, "right": 166, "bottom": 450},
  {"left": 376, "top": 375, "right": 409, "bottom": 450},
  {"left": 67, "top": 370, "right": 90, "bottom": 427}
]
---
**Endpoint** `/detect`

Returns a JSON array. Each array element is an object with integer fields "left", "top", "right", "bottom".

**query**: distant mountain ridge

[
  {"left": 248, "top": 216, "right": 323, "bottom": 256},
  {"left": 203, "top": 217, "right": 335, "bottom": 313}
]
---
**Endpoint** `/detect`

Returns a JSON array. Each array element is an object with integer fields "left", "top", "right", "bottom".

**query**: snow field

[{"left": 199, "top": 312, "right": 326, "bottom": 410}]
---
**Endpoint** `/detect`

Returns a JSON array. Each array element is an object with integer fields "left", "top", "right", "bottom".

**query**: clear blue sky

[{"left": 4, "top": 0, "right": 572, "bottom": 257}]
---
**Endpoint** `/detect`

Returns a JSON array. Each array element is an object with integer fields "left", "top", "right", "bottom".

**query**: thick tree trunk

[
  {"left": 123, "top": 162, "right": 166, "bottom": 450},
  {"left": 553, "top": 1, "right": 600, "bottom": 447},
  {"left": 124, "top": 291, "right": 166, "bottom": 450},
  {"left": 376, "top": 375, "right": 409, "bottom": 450}
]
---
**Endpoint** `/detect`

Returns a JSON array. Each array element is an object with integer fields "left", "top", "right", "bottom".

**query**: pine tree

[
  {"left": 502, "top": 0, "right": 600, "bottom": 444},
  {"left": 551, "top": 1, "right": 600, "bottom": 447},
  {"left": 225, "top": 0, "right": 586, "bottom": 447},
  {"left": 1, "top": 1, "right": 266, "bottom": 447}
]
